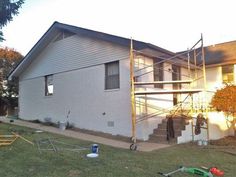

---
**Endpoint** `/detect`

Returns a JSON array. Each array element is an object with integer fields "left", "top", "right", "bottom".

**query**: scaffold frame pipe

[{"left": 129, "top": 39, "right": 136, "bottom": 144}]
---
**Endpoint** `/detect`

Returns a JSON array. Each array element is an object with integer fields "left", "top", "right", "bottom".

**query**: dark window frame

[
  {"left": 45, "top": 75, "right": 54, "bottom": 96},
  {"left": 105, "top": 61, "right": 120, "bottom": 90},
  {"left": 153, "top": 59, "right": 164, "bottom": 88},
  {"left": 172, "top": 64, "right": 181, "bottom": 105},
  {"left": 222, "top": 65, "right": 234, "bottom": 84}
]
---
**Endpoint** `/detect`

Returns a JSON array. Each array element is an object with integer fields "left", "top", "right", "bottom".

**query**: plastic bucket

[
  {"left": 59, "top": 121, "right": 66, "bottom": 130},
  {"left": 197, "top": 140, "right": 203, "bottom": 146},
  {"left": 202, "top": 140, "right": 208, "bottom": 146},
  {"left": 91, "top": 144, "right": 99, "bottom": 153}
]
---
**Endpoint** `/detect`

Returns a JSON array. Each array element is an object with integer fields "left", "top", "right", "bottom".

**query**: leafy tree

[
  {"left": 0, "top": 47, "right": 22, "bottom": 78},
  {"left": 0, "top": 47, "right": 23, "bottom": 115},
  {"left": 0, "top": 0, "right": 24, "bottom": 41},
  {"left": 211, "top": 85, "right": 236, "bottom": 136}
]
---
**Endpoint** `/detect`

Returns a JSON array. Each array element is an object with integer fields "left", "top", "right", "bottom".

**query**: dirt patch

[{"left": 209, "top": 136, "right": 236, "bottom": 146}]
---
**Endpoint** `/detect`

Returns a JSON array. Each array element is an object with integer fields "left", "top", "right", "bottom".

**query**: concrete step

[
  {"left": 161, "top": 119, "right": 186, "bottom": 125},
  {"left": 157, "top": 123, "right": 185, "bottom": 130},
  {"left": 148, "top": 115, "right": 188, "bottom": 143},
  {"left": 149, "top": 134, "right": 167, "bottom": 142},
  {"left": 153, "top": 129, "right": 166, "bottom": 135},
  {"left": 153, "top": 129, "right": 182, "bottom": 136}
]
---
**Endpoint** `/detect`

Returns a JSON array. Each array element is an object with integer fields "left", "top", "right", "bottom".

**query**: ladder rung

[
  {"left": 0, "top": 135, "right": 15, "bottom": 138},
  {"left": 0, "top": 139, "right": 15, "bottom": 142},
  {"left": 0, "top": 143, "right": 13, "bottom": 145}
]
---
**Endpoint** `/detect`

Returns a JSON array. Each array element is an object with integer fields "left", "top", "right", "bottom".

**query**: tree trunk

[{"left": 234, "top": 119, "right": 236, "bottom": 137}]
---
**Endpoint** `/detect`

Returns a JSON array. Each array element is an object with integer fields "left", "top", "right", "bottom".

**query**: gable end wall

[{"left": 18, "top": 34, "right": 134, "bottom": 138}]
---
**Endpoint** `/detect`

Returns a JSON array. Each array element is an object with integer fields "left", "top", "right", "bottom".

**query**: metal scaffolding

[{"left": 129, "top": 35, "right": 208, "bottom": 150}]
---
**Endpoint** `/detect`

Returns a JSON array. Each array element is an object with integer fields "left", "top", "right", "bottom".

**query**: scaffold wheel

[{"left": 130, "top": 143, "right": 137, "bottom": 151}]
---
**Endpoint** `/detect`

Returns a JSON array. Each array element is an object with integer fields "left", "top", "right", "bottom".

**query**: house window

[
  {"left": 105, "top": 61, "right": 120, "bottom": 90},
  {"left": 45, "top": 75, "right": 53, "bottom": 96},
  {"left": 172, "top": 65, "right": 181, "bottom": 105},
  {"left": 172, "top": 65, "right": 181, "bottom": 86},
  {"left": 153, "top": 59, "right": 163, "bottom": 88},
  {"left": 222, "top": 65, "right": 234, "bottom": 84}
]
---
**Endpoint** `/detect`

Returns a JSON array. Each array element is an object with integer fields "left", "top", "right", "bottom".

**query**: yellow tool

[
  {"left": 0, "top": 134, "right": 18, "bottom": 146},
  {"left": 0, "top": 132, "right": 34, "bottom": 146}
]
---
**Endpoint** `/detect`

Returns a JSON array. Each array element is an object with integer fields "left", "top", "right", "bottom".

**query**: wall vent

[{"left": 107, "top": 121, "right": 114, "bottom": 127}]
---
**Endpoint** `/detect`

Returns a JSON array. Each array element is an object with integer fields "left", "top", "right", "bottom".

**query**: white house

[
  {"left": 9, "top": 22, "right": 184, "bottom": 140},
  {"left": 9, "top": 22, "right": 235, "bottom": 143},
  {"left": 178, "top": 41, "right": 236, "bottom": 143}
]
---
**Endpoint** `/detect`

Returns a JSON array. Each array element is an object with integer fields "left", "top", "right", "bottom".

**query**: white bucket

[
  {"left": 202, "top": 140, "right": 208, "bottom": 146},
  {"left": 59, "top": 121, "right": 66, "bottom": 130},
  {"left": 197, "top": 140, "right": 203, "bottom": 146}
]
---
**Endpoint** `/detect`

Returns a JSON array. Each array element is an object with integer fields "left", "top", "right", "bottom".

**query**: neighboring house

[
  {"left": 178, "top": 41, "right": 236, "bottom": 143},
  {"left": 8, "top": 22, "right": 235, "bottom": 143},
  {"left": 204, "top": 41, "right": 236, "bottom": 90}
]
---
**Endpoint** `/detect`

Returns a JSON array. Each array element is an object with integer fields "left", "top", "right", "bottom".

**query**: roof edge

[
  {"left": 8, "top": 21, "right": 59, "bottom": 80},
  {"left": 8, "top": 21, "right": 176, "bottom": 80}
]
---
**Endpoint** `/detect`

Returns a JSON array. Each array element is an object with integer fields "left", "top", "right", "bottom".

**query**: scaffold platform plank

[
  {"left": 134, "top": 80, "right": 193, "bottom": 85},
  {"left": 135, "top": 89, "right": 203, "bottom": 95}
]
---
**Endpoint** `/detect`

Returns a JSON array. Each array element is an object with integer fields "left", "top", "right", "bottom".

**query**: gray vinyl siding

[
  {"left": 18, "top": 34, "right": 134, "bottom": 138},
  {"left": 18, "top": 59, "right": 133, "bottom": 137},
  {"left": 20, "top": 34, "right": 129, "bottom": 80}
]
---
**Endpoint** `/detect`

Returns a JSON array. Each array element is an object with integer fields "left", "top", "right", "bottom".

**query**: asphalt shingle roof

[
  {"left": 204, "top": 40, "right": 236, "bottom": 65},
  {"left": 179, "top": 40, "right": 236, "bottom": 66}
]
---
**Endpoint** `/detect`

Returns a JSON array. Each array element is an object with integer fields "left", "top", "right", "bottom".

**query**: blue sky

[{"left": 1, "top": 0, "right": 236, "bottom": 55}]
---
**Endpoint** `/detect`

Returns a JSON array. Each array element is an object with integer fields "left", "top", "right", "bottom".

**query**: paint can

[{"left": 91, "top": 144, "right": 99, "bottom": 154}]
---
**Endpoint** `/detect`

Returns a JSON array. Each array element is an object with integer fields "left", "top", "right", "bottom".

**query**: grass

[{"left": 0, "top": 123, "right": 236, "bottom": 177}]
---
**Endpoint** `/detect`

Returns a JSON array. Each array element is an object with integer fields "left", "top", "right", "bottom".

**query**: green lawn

[{"left": 0, "top": 123, "right": 235, "bottom": 177}]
